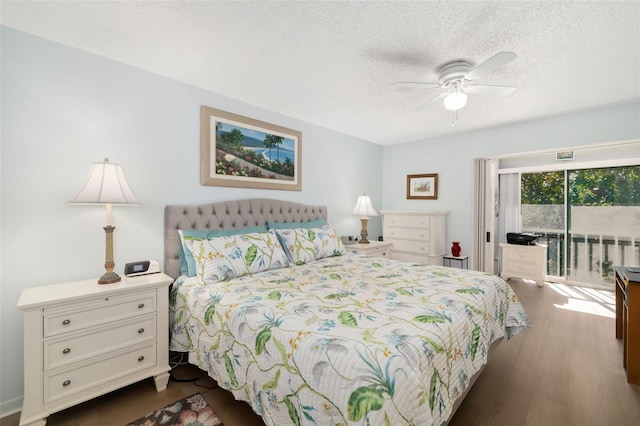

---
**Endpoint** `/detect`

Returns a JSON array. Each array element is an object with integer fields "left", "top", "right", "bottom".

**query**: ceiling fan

[{"left": 394, "top": 51, "right": 517, "bottom": 112}]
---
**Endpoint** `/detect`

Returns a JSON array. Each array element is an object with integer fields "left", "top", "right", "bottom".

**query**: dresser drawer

[
  {"left": 384, "top": 214, "right": 430, "bottom": 229},
  {"left": 388, "top": 238, "right": 431, "bottom": 254},
  {"left": 44, "top": 291, "right": 155, "bottom": 337},
  {"left": 506, "top": 261, "right": 539, "bottom": 277},
  {"left": 44, "top": 343, "right": 156, "bottom": 404},
  {"left": 505, "top": 248, "right": 535, "bottom": 261},
  {"left": 44, "top": 316, "right": 156, "bottom": 370},
  {"left": 384, "top": 227, "right": 430, "bottom": 241}
]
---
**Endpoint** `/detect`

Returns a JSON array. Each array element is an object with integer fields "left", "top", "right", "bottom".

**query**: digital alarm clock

[{"left": 124, "top": 260, "right": 160, "bottom": 277}]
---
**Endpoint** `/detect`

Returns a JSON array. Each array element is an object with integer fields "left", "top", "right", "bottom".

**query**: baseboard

[{"left": 0, "top": 395, "right": 22, "bottom": 420}]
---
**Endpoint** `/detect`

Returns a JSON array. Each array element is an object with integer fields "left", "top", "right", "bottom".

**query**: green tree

[
  {"left": 228, "top": 128, "right": 244, "bottom": 149},
  {"left": 521, "top": 171, "right": 564, "bottom": 204},
  {"left": 569, "top": 166, "right": 640, "bottom": 206},
  {"left": 522, "top": 166, "right": 640, "bottom": 206},
  {"left": 263, "top": 134, "right": 283, "bottom": 162}
]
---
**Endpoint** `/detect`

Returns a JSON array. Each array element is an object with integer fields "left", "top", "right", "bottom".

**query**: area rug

[{"left": 127, "top": 393, "right": 224, "bottom": 426}]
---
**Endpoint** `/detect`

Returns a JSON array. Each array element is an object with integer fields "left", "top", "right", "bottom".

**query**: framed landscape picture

[
  {"left": 201, "top": 105, "right": 302, "bottom": 191},
  {"left": 407, "top": 173, "right": 438, "bottom": 199}
]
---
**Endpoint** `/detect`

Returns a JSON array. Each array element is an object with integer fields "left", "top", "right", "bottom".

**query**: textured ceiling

[{"left": 2, "top": 1, "right": 639, "bottom": 145}]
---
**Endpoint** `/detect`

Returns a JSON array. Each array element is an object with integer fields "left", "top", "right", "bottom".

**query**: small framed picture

[
  {"left": 407, "top": 173, "right": 438, "bottom": 200},
  {"left": 555, "top": 150, "right": 575, "bottom": 161}
]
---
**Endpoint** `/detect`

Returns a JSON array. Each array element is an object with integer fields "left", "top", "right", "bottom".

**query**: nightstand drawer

[
  {"left": 44, "top": 342, "right": 156, "bottom": 404},
  {"left": 44, "top": 291, "right": 155, "bottom": 337},
  {"left": 44, "top": 316, "right": 156, "bottom": 370},
  {"left": 505, "top": 249, "right": 533, "bottom": 261},
  {"left": 367, "top": 245, "right": 390, "bottom": 257},
  {"left": 506, "top": 261, "right": 539, "bottom": 276}
]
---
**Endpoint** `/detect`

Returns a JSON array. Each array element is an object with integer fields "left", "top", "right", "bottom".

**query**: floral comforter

[{"left": 170, "top": 254, "right": 530, "bottom": 426}]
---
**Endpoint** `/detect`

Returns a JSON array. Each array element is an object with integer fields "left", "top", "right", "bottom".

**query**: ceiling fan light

[{"left": 443, "top": 92, "right": 468, "bottom": 111}]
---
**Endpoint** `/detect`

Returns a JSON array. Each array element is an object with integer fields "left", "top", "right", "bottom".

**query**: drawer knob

[
  {"left": 138, "top": 328, "right": 145, "bottom": 334},
  {"left": 62, "top": 348, "right": 71, "bottom": 354},
  {"left": 62, "top": 319, "right": 70, "bottom": 325},
  {"left": 138, "top": 356, "right": 144, "bottom": 362},
  {"left": 138, "top": 303, "right": 145, "bottom": 309},
  {"left": 62, "top": 380, "right": 71, "bottom": 387}
]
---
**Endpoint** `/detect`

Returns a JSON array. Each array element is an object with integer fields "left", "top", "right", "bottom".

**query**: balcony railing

[{"left": 522, "top": 227, "right": 640, "bottom": 287}]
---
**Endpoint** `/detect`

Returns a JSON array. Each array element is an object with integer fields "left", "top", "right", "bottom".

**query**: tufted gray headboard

[{"left": 164, "top": 198, "right": 328, "bottom": 279}]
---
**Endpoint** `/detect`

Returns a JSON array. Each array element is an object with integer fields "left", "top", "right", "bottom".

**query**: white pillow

[
  {"left": 276, "top": 224, "right": 346, "bottom": 265},
  {"left": 183, "top": 229, "right": 289, "bottom": 283}
]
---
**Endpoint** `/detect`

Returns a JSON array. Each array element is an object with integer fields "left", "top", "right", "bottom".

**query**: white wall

[
  {"left": 382, "top": 101, "right": 640, "bottom": 264},
  {"left": 0, "top": 27, "right": 383, "bottom": 414}
]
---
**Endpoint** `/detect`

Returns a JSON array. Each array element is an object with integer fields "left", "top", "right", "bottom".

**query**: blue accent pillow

[
  {"left": 267, "top": 218, "right": 325, "bottom": 230},
  {"left": 178, "top": 225, "right": 267, "bottom": 276}
]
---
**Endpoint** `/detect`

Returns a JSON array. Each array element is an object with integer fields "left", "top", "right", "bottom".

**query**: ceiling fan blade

[
  {"left": 393, "top": 81, "right": 441, "bottom": 89},
  {"left": 416, "top": 92, "right": 447, "bottom": 111},
  {"left": 465, "top": 51, "right": 517, "bottom": 81},
  {"left": 465, "top": 83, "right": 516, "bottom": 96}
]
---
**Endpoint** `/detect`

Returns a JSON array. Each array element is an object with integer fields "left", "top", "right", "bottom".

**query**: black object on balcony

[{"left": 507, "top": 232, "right": 538, "bottom": 245}]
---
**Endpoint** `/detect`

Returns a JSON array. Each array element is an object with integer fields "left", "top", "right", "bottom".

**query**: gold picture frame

[
  {"left": 407, "top": 173, "right": 438, "bottom": 200},
  {"left": 201, "top": 105, "right": 302, "bottom": 191}
]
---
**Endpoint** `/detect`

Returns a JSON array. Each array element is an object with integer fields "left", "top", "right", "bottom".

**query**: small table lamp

[
  {"left": 352, "top": 194, "right": 378, "bottom": 244},
  {"left": 69, "top": 158, "right": 139, "bottom": 284}
]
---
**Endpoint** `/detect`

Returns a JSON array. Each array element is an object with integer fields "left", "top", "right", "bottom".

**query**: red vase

[{"left": 451, "top": 242, "right": 461, "bottom": 257}]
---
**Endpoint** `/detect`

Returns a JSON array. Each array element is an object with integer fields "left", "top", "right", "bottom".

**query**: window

[{"left": 521, "top": 166, "right": 640, "bottom": 287}]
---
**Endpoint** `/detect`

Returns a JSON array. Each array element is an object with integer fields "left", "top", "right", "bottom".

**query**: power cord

[{"left": 168, "top": 351, "right": 219, "bottom": 389}]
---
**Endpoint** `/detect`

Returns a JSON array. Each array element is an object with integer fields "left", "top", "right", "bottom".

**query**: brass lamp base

[
  {"left": 98, "top": 271, "right": 121, "bottom": 284},
  {"left": 99, "top": 225, "right": 121, "bottom": 284},
  {"left": 359, "top": 217, "right": 370, "bottom": 244}
]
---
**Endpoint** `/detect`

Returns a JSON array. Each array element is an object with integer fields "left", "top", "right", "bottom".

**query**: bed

[{"left": 165, "top": 199, "right": 530, "bottom": 425}]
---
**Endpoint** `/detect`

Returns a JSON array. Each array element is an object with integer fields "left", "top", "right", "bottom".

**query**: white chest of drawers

[
  {"left": 380, "top": 210, "right": 448, "bottom": 265},
  {"left": 499, "top": 243, "right": 547, "bottom": 286},
  {"left": 17, "top": 273, "right": 173, "bottom": 426}
]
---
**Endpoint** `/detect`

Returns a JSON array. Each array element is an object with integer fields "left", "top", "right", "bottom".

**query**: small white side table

[
  {"left": 443, "top": 255, "right": 469, "bottom": 269},
  {"left": 500, "top": 243, "right": 547, "bottom": 287}
]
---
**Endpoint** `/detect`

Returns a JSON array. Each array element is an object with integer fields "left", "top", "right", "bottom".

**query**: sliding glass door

[
  {"left": 521, "top": 170, "right": 565, "bottom": 279},
  {"left": 520, "top": 166, "right": 640, "bottom": 288},
  {"left": 565, "top": 166, "right": 640, "bottom": 286}
]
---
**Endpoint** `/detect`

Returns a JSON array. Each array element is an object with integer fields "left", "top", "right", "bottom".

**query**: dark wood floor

[{"left": 2, "top": 278, "right": 639, "bottom": 426}]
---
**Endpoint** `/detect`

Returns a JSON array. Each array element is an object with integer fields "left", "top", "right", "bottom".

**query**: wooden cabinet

[
  {"left": 615, "top": 266, "right": 640, "bottom": 385},
  {"left": 348, "top": 240, "right": 392, "bottom": 258},
  {"left": 380, "top": 210, "right": 447, "bottom": 265},
  {"left": 17, "top": 273, "right": 173, "bottom": 426},
  {"left": 499, "top": 243, "right": 547, "bottom": 286}
]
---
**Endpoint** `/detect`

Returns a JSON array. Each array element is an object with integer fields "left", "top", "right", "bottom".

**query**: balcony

[{"left": 522, "top": 205, "right": 640, "bottom": 288}]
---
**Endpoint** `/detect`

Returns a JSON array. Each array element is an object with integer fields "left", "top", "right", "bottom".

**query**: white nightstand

[
  {"left": 348, "top": 240, "right": 392, "bottom": 258},
  {"left": 17, "top": 273, "right": 173, "bottom": 426},
  {"left": 499, "top": 243, "right": 547, "bottom": 287}
]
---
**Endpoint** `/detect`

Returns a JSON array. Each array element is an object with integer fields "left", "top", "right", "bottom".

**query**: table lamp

[
  {"left": 69, "top": 158, "right": 139, "bottom": 284},
  {"left": 352, "top": 194, "right": 378, "bottom": 244}
]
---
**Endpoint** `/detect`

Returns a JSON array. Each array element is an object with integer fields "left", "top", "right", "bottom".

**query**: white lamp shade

[
  {"left": 70, "top": 159, "right": 139, "bottom": 205},
  {"left": 443, "top": 91, "right": 468, "bottom": 111},
  {"left": 352, "top": 194, "right": 378, "bottom": 217}
]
